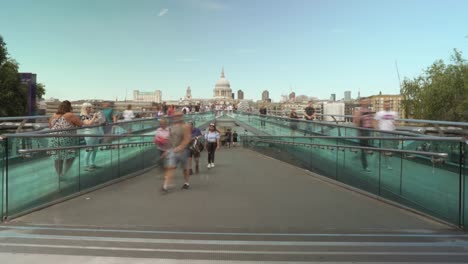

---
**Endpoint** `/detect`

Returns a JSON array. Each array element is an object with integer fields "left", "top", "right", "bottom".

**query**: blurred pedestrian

[
  {"left": 161, "top": 112, "right": 191, "bottom": 193},
  {"left": 353, "top": 98, "right": 374, "bottom": 172}
]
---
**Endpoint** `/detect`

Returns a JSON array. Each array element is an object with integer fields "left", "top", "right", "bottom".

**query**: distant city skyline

[{"left": 1, "top": 0, "right": 467, "bottom": 101}]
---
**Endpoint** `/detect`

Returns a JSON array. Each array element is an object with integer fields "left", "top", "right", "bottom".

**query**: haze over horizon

[{"left": 1, "top": 0, "right": 467, "bottom": 102}]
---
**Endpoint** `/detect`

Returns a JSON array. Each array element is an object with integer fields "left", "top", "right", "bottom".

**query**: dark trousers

[
  {"left": 260, "top": 116, "right": 266, "bottom": 127},
  {"left": 359, "top": 130, "right": 371, "bottom": 169},
  {"left": 207, "top": 142, "right": 217, "bottom": 163}
]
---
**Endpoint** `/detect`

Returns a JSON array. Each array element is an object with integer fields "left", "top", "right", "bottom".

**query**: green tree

[
  {"left": 0, "top": 61, "right": 27, "bottom": 116},
  {"left": 0, "top": 36, "right": 7, "bottom": 65},
  {"left": 401, "top": 49, "right": 468, "bottom": 121},
  {"left": 36, "top": 83, "right": 46, "bottom": 100},
  {"left": 0, "top": 35, "right": 28, "bottom": 116}
]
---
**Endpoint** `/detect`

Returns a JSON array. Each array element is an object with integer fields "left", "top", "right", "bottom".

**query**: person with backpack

[
  {"left": 224, "top": 128, "right": 232, "bottom": 148},
  {"left": 187, "top": 121, "right": 203, "bottom": 175},
  {"left": 232, "top": 130, "right": 238, "bottom": 147}
]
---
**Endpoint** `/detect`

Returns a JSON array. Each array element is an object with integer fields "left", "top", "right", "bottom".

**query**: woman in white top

[
  {"left": 204, "top": 123, "right": 220, "bottom": 168},
  {"left": 80, "top": 102, "right": 101, "bottom": 171},
  {"left": 122, "top": 104, "right": 135, "bottom": 134}
]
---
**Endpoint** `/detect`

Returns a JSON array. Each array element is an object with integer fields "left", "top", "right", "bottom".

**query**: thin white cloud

[{"left": 158, "top": 8, "right": 169, "bottom": 17}]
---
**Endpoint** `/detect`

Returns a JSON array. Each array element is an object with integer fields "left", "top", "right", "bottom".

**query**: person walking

[
  {"left": 232, "top": 130, "right": 238, "bottom": 147},
  {"left": 101, "top": 102, "right": 118, "bottom": 145},
  {"left": 374, "top": 100, "right": 398, "bottom": 169},
  {"left": 353, "top": 98, "right": 374, "bottom": 172},
  {"left": 187, "top": 122, "right": 203, "bottom": 175},
  {"left": 122, "top": 104, "right": 135, "bottom": 134},
  {"left": 224, "top": 128, "right": 232, "bottom": 148},
  {"left": 161, "top": 112, "right": 192, "bottom": 193},
  {"left": 205, "top": 123, "right": 220, "bottom": 168},
  {"left": 154, "top": 118, "right": 170, "bottom": 170},
  {"left": 259, "top": 104, "right": 267, "bottom": 128}
]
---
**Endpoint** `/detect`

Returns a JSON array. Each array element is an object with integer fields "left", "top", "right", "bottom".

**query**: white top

[
  {"left": 374, "top": 110, "right": 397, "bottom": 131},
  {"left": 181, "top": 106, "right": 190, "bottom": 114},
  {"left": 122, "top": 110, "right": 135, "bottom": 121},
  {"left": 155, "top": 127, "right": 170, "bottom": 150},
  {"left": 204, "top": 131, "right": 220, "bottom": 143}
]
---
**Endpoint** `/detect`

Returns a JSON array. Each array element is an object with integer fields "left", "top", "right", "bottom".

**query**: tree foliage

[
  {"left": 36, "top": 83, "right": 46, "bottom": 99},
  {"left": 401, "top": 49, "right": 468, "bottom": 121},
  {"left": 0, "top": 60, "right": 27, "bottom": 116},
  {"left": 0, "top": 36, "right": 28, "bottom": 116},
  {"left": 0, "top": 36, "right": 7, "bottom": 65}
]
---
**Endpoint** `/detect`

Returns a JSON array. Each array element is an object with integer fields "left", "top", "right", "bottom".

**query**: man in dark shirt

[
  {"left": 259, "top": 105, "right": 267, "bottom": 128},
  {"left": 303, "top": 101, "right": 315, "bottom": 136}
]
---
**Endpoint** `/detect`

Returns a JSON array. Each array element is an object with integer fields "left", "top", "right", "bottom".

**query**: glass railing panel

[
  {"left": 5, "top": 136, "right": 80, "bottom": 216},
  {"left": 119, "top": 137, "right": 146, "bottom": 177},
  {"left": 78, "top": 136, "right": 119, "bottom": 190},
  {"left": 143, "top": 138, "right": 159, "bottom": 169},
  {"left": 376, "top": 134, "right": 403, "bottom": 198},
  {"left": 399, "top": 140, "right": 460, "bottom": 223},
  {"left": 291, "top": 137, "right": 336, "bottom": 179},
  {"left": 1, "top": 115, "right": 217, "bottom": 218},
  {"left": 336, "top": 138, "right": 380, "bottom": 194}
]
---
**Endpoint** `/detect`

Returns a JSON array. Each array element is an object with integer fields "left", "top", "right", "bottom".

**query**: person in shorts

[
  {"left": 374, "top": 100, "right": 398, "bottom": 169},
  {"left": 161, "top": 112, "right": 192, "bottom": 193}
]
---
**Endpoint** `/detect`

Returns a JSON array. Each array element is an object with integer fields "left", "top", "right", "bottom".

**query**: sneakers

[
  {"left": 207, "top": 163, "right": 212, "bottom": 168},
  {"left": 211, "top": 163, "right": 215, "bottom": 168},
  {"left": 182, "top": 183, "right": 190, "bottom": 190},
  {"left": 161, "top": 187, "right": 169, "bottom": 194}
]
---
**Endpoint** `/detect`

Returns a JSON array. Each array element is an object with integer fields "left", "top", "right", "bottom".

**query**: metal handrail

[
  {"left": 241, "top": 135, "right": 465, "bottom": 142},
  {"left": 2, "top": 133, "right": 155, "bottom": 138},
  {"left": 18, "top": 141, "right": 154, "bottom": 154},
  {"left": 237, "top": 111, "right": 468, "bottom": 127},
  {"left": 0, "top": 115, "right": 48, "bottom": 121},
  {"left": 230, "top": 112, "right": 433, "bottom": 137},
  {"left": 2, "top": 111, "right": 213, "bottom": 136},
  {"left": 247, "top": 138, "right": 449, "bottom": 158},
  {"left": 232, "top": 111, "right": 468, "bottom": 138},
  {"left": 0, "top": 111, "right": 159, "bottom": 122}
]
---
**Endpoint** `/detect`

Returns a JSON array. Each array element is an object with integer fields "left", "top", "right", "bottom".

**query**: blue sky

[{"left": 1, "top": 0, "right": 467, "bottom": 101}]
